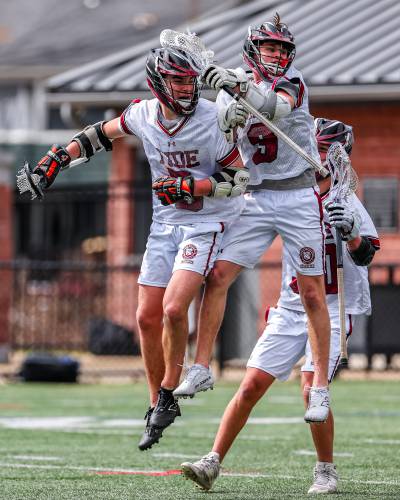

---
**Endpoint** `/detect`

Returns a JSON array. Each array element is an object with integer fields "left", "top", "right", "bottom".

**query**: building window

[{"left": 362, "top": 177, "right": 398, "bottom": 232}]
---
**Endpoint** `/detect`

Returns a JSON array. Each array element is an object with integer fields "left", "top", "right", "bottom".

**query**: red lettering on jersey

[
  {"left": 185, "top": 150, "right": 200, "bottom": 168},
  {"left": 156, "top": 149, "right": 200, "bottom": 169}
]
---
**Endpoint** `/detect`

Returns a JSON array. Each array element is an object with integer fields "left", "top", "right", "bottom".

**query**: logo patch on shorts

[
  {"left": 182, "top": 244, "right": 198, "bottom": 260},
  {"left": 299, "top": 246, "right": 315, "bottom": 268}
]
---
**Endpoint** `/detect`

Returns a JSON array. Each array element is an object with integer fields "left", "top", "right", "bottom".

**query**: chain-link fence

[
  {"left": 5, "top": 178, "right": 400, "bottom": 375},
  {"left": 2, "top": 259, "right": 400, "bottom": 374}
]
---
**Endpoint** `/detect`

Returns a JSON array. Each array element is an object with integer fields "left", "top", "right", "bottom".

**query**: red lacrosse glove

[
  {"left": 34, "top": 144, "right": 71, "bottom": 188},
  {"left": 152, "top": 175, "right": 195, "bottom": 206}
]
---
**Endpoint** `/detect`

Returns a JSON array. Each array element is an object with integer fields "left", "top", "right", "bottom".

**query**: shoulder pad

[{"left": 274, "top": 77, "right": 304, "bottom": 107}]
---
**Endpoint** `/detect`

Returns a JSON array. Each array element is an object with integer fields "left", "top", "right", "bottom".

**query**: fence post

[
  {"left": 106, "top": 138, "right": 137, "bottom": 332},
  {"left": 0, "top": 151, "right": 13, "bottom": 362}
]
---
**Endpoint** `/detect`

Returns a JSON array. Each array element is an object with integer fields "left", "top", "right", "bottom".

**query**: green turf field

[{"left": 0, "top": 379, "right": 399, "bottom": 499}]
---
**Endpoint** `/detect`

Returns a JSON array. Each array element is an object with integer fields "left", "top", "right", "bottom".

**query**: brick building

[{"left": 3, "top": 0, "right": 400, "bottom": 359}]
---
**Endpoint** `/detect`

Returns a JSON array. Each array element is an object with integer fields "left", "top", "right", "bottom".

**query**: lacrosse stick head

[
  {"left": 16, "top": 162, "right": 44, "bottom": 200},
  {"left": 159, "top": 29, "right": 214, "bottom": 72},
  {"left": 326, "top": 142, "right": 358, "bottom": 202}
]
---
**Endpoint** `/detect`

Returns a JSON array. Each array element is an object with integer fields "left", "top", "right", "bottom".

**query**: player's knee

[
  {"left": 207, "top": 265, "right": 236, "bottom": 290},
  {"left": 300, "top": 287, "right": 324, "bottom": 312},
  {"left": 136, "top": 308, "right": 162, "bottom": 333},
  {"left": 237, "top": 378, "right": 265, "bottom": 406},
  {"left": 163, "top": 302, "right": 187, "bottom": 325}
]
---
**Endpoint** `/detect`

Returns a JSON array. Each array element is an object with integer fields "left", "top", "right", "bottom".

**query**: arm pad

[
  {"left": 209, "top": 166, "right": 250, "bottom": 198},
  {"left": 72, "top": 121, "right": 113, "bottom": 159},
  {"left": 245, "top": 83, "right": 291, "bottom": 120},
  {"left": 348, "top": 236, "right": 376, "bottom": 266}
]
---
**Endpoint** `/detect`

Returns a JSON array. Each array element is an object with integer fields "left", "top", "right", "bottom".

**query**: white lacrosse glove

[
  {"left": 202, "top": 65, "right": 249, "bottom": 92},
  {"left": 218, "top": 101, "right": 249, "bottom": 132},
  {"left": 325, "top": 201, "right": 361, "bottom": 241}
]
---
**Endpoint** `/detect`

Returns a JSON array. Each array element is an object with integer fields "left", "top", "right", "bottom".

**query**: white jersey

[
  {"left": 278, "top": 193, "right": 380, "bottom": 315},
  {"left": 119, "top": 97, "right": 244, "bottom": 224},
  {"left": 216, "top": 66, "right": 320, "bottom": 183}
]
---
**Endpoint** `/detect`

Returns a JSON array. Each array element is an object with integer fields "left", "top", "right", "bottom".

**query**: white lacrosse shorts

[
  {"left": 247, "top": 306, "right": 353, "bottom": 382},
  {"left": 138, "top": 220, "right": 225, "bottom": 287},
  {"left": 217, "top": 187, "right": 325, "bottom": 276}
]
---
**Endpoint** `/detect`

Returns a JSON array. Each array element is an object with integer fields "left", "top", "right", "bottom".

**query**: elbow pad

[
  {"left": 72, "top": 121, "right": 113, "bottom": 159},
  {"left": 348, "top": 236, "right": 376, "bottom": 266},
  {"left": 209, "top": 167, "right": 250, "bottom": 198},
  {"left": 245, "top": 84, "right": 291, "bottom": 121}
]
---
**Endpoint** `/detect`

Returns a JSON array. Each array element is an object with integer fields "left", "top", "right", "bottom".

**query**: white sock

[{"left": 317, "top": 461, "right": 334, "bottom": 467}]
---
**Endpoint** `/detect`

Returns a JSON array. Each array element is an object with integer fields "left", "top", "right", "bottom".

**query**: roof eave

[{"left": 45, "top": 84, "right": 400, "bottom": 107}]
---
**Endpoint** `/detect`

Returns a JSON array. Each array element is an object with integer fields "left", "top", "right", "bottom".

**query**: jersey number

[
  {"left": 167, "top": 168, "right": 203, "bottom": 212},
  {"left": 247, "top": 123, "right": 278, "bottom": 164},
  {"left": 324, "top": 242, "right": 338, "bottom": 294}
]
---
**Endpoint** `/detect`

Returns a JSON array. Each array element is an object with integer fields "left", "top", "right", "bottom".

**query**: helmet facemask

[
  {"left": 243, "top": 13, "right": 296, "bottom": 80},
  {"left": 314, "top": 118, "right": 354, "bottom": 182},
  {"left": 146, "top": 48, "right": 201, "bottom": 116}
]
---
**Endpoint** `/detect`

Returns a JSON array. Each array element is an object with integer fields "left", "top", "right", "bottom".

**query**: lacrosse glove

[
  {"left": 202, "top": 65, "right": 249, "bottom": 92},
  {"left": 325, "top": 201, "right": 361, "bottom": 241},
  {"left": 152, "top": 176, "right": 195, "bottom": 206},
  {"left": 218, "top": 101, "right": 249, "bottom": 132},
  {"left": 34, "top": 145, "right": 71, "bottom": 188}
]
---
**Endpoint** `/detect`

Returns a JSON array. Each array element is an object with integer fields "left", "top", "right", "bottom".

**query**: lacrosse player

[
  {"left": 180, "top": 119, "right": 380, "bottom": 494},
  {"left": 174, "top": 13, "right": 331, "bottom": 424},
  {"left": 27, "top": 34, "right": 249, "bottom": 451}
]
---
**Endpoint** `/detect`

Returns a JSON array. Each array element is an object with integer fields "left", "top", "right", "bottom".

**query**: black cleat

[
  {"left": 138, "top": 407, "right": 163, "bottom": 451},
  {"left": 149, "top": 388, "right": 181, "bottom": 430}
]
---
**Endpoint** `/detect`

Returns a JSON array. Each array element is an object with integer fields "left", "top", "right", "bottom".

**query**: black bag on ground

[
  {"left": 87, "top": 317, "right": 140, "bottom": 355},
  {"left": 20, "top": 353, "right": 80, "bottom": 383}
]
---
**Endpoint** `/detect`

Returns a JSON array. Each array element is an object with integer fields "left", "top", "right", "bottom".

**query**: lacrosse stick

[
  {"left": 160, "top": 29, "right": 328, "bottom": 178},
  {"left": 326, "top": 142, "right": 359, "bottom": 366},
  {"left": 16, "top": 156, "right": 89, "bottom": 200}
]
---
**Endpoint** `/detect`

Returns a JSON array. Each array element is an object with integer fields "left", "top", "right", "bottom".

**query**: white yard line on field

[
  {"left": 293, "top": 449, "right": 354, "bottom": 457},
  {"left": 210, "top": 417, "right": 304, "bottom": 425},
  {"left": 0, "top": 462, "right": 398, "bottom": 487},
  {"left": 152, "top": 452, "right": 201, "bottom": 459},
  {"left": 0, "top": 415, "right": 304, "bottom": 431},
  {"left": 363, "top": 439, "right": 400, "bottom": 445},
  {"left": 8, "top": 455, "right": 62, "bottom": 461}
]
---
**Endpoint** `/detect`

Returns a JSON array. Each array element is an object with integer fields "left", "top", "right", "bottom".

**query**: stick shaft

[
  {"left": 222, "top": 87, "right": 329, "bottom": 177},
  {"left": 335, "top": 227, "right": 348, "bottom": 363}
]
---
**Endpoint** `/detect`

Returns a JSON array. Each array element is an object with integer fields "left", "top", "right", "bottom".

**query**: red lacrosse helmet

[
  {"left": 243, "top": 13, "right": 296, "bottom": 80},
  {"left": 314, "top": 118, "right": 354, "bottom": 182},
  {"left": 315, "top": 118, "right": 354, "bottom": 155},
  {"left": 146, "top": 47, "right": 201, "bottom": 116}
]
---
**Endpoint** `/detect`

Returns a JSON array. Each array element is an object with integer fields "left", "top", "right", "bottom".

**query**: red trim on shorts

[
  {"left": 218, "top": 146, "right": 240, "bottom": 167},
  {"left": 346, "top": 314, "right": 352, "bottom": 339},
  {"left": 203, "top": 231, "right": 218, "bottom": 276},
  {"left": 220, "top": 222, "right": 225, "bottom": 233},
  {"left": 313, "top": 187, "right": 325, "bottom": 274},
  {"left": 265, "top": 306, "right": 271, "bottom": 323}
]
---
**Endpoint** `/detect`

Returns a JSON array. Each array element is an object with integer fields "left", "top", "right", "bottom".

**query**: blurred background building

[{"left": 0, "top": 0, "right": 399, "bottom": 372}]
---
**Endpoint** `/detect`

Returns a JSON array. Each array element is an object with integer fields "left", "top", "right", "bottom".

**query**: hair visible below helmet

[
  {"left": 146, "top": 47, "right": 201, "bottom": 116},
  {"left": 243, "top": 12, "right": 296, "bottom": 80},
  {"left": 315, "top": 118, "right": 354, "bottom": 155}
]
